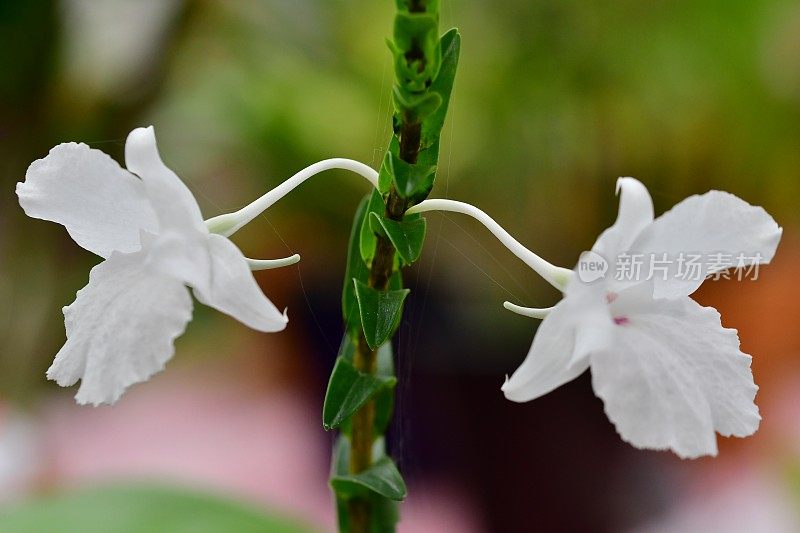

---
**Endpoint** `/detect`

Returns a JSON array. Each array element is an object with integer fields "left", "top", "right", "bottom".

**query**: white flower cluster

[{"left": 17, "top": 128, "right": 783, "bottom": 459}]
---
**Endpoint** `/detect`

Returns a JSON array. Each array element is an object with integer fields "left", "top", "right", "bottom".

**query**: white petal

[
  {"left": 192, "top": 234, "right": 287, "bottom": 333},
  {"left": 16, "top": 143, "right": 158, "bottom": 258},
  {"left": 591, "top": 177, "right": 654, "bottom": 259},
  {"left": 124, "top": 126, "right": 205, "bottom": 231},
  {"left": 591, "top": 292, "right": 760, "bottom": 459},
  {"left": 141, "top": 228, "right": 211, "bottom": 293},
  {"left": 47, "top": 249, "right": 193, "bottom": 405},
  {"left": 630, "top": 191, "right": 782, "bottom": 298},
  {"left": 502, "top": 294, "right": 598, "bottom": 402}
]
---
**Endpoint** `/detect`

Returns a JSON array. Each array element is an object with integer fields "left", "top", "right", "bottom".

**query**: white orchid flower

[
  {"left": 16, "top": 126, "right": 378, "bottom": 406},
  {"left": 410, "top": 179, "right": 782, "bottom": 458},
  {"left": 16, "top": 127, "right": 287, "bottom": 405}
]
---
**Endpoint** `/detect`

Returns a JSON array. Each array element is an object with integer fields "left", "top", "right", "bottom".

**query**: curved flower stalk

[
  {"left": 412, "top": 180, "right": 782, "bottom": 458},
  {"left": 17, "top": 127, "right": 300, "bottom": 405},
  {"left": 408, "top": 198, "right": 573, "bottom": 290},
  {"left": 205, "top": 158, "right": 378, "bottom": 237}
]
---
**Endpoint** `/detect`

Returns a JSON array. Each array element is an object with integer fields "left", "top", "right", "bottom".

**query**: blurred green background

[{"left": 1, "top": 1, "right": 799, "bottom": 531}]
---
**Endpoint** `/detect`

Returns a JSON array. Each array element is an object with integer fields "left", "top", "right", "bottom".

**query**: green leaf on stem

[
  {"left": 337, "top": 341, "right": 397, "bottom": 437},
  {"left": 343, "top": 196, "right": 371, "bottom": 335},
  {"left": 369, "top": 213, "right": 426, "bottom": 265},
  {"left": 389, "top": 151, "right": 437, "bottom": 199},
  {"left": 331, "top": 435, "right": 389, "bottom": 478},
  {"left": 359, "top": 189, "right": 386, "bottom": 264},
  {"left": 386, "top": 29, "right": 459, "bottom": 204},
  {"left": 421, "top": 28, "right": 461, "bottom": 146},
  {"left": 354, "top": 280, "right": 410, "bottom": 350},
  {"left": 331, "top": 436, "right": 400, "bottom": 533},
  {"left": 368, "top": 212, "right": 387, "bottom": 239},
  {"left": 364, "top": 495, "right": 400, "bottom": 533},
  {"left": 392, "top": 87, "right": 442, "bottom": 122},
  {"left": 323, "top": 356, "right": 397, "bottom": 431},
  {"left": 377, "top": 150, "right": 394, "bottom": 194},
  {"left": 391, "top": 13, "right": 440, "bottom": 92},
  {"left": 331, "top": 456, "right": 408, "bottom": 501}
]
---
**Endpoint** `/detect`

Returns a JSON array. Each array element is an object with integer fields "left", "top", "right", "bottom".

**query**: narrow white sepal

[
  {"left": 502, "top": 301, "right": 553, "bottom": 319},
  {"left": 246, "top": 254, "right": 301, "bottom": 271}
]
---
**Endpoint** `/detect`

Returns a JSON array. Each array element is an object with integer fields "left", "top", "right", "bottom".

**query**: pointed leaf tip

[
  {"left": 370, "top": 213, "right": 427, "bottom": 265},
  {"left": 323, "top": 356, "right": 396, "bottom": 431},
  {"left": 330, "top": 456, "right": 407, "bottom": 501},
  {"left": 353, "top": 280, "right": 410, "bottom": 350}
]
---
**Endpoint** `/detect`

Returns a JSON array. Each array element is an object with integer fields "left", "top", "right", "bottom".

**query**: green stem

[
  {"left": 347, "top": 125, "right": 419, "bottom": 533},
  {"left": 339, "top": 1, "right": 455, "bottom": 530}
]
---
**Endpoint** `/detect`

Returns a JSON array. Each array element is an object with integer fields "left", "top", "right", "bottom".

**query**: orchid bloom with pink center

[
  {"left": 411, "top": 178, "right": 782, "bottom": 458},
  {"left": 508, "top": 179, "right": 782, "bottom": 458}
]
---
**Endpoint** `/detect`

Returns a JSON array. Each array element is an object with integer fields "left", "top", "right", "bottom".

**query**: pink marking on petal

[
  {"left": 613, "top": 316, "right": 629, "bottom": 326},
  {"left": 606, "top": 292, "right": 618, "bottom": 304}
]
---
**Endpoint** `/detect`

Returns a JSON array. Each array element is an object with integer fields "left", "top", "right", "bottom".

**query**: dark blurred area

[{"left": 1, "top": 1, "right": 799, "bottom": 532}]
